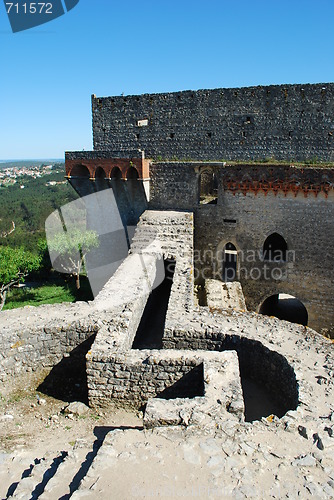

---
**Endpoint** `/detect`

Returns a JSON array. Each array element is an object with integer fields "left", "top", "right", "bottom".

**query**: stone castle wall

[
  {"left": 92, "top": 83, "right": 334, "bottom": 161},
  {"left": 149, "top": 162, "right": 334, "bottom": 335},
  {"left": 64, "top": 82, "right": 334, "bottom": 336}
]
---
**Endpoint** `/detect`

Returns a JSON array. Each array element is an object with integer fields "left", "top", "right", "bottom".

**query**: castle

[
  {"left": 65, "top": 82, "right": 334, "bottom": 337},
  {"left": 0, "top": 83, "right": 333, "bottom": 498}
]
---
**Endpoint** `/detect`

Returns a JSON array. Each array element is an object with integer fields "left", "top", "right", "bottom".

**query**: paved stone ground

[
  {"left": 72, "top": 419, "right": 334, "bottom": 499},
  {"left": 1, "top": 394, "right": 334, "bottom": 499}
]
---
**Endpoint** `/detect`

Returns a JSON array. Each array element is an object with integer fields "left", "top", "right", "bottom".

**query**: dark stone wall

[
  {"left": 149, "top": 162, "right": 334, "bottom": 335},
  {"left": 194, "top": 190, "right": 334, "bottom": 336},
  {"left": 92, "top": 83, "right": 334, "bottom": 161},
  {"left": 149, "top": 162, "right": 199, "bottom": 209},
  {"left": 65, "top": 150, "right": 142, "bottom": 160}
]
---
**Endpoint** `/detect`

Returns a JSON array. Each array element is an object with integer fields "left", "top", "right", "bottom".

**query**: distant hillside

[
  {"left": 0, "top": 159, "right": 64, "bottom": 169},
  {"left": 0, "top": 169, "right": 78, "bottom": 252}
]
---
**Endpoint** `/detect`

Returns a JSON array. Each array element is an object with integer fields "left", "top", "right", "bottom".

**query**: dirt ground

[{"left": 0, "top": 389, "right": 142, "bottom": 499}]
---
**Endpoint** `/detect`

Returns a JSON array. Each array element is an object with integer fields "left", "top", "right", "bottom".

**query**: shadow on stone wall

[
  {"left": 37, "top": 334, "right": 97, "bottom": 404},
  {"left": 132, "top": 259, "right": 176, "bottom": 349},
  {"left": 156, "top": 363, "right": 204, "bottom": 400},
  {"left": 220, "top": 335, "right": 299, "bottom": 422}
]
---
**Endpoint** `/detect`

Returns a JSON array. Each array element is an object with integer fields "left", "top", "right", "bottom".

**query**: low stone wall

[
  {"left": 86, "top": 209, "right": 301, "bottom": 424},
  {"left": 92, "top": 252, "right": 160, "bottom": 351},
  {"left": 130, "top": 210, "right": 194, "bottom": 312},
  {"left": 162, "top": 329, "right": 298, "bottom": 413},
  {"left": 86, "top": 210, "right": 195, "bottom": 406},
  {"left": 0, "top": 210, "right": 194, "bottom": 399},
  {"left": 88, "top": 349, "right": 242, "bottom": 411},
  {"left": 0, "top": 302, "right": 96, "bottom": 394},
  {"left": 143, "top": 350, "right": 244, "bottom": 428}
]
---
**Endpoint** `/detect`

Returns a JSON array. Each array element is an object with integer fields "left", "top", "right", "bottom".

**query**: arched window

[
  {"left": 110, "top": 167, "right": 122, "bottom": 180},
  {"left": 263, "top": 233, "right": 287, "bottom": 261},
  {"left": 199, "top": 170, "right": 218, "bottom": 204},
  {"left": 126, "top": 166, "right": 139, "bottom": 180},
  {"left": 222, "top": 242, "right": 237, "bottom": 282},
  {"left": 259, "top": 294, "right": 308, "bottom": 326},
  {"left": 69, "top": 165, "right": 90, "bottom": 178},
  {"left": 95, "top": 167, "right": 106, "bottom": 179}
]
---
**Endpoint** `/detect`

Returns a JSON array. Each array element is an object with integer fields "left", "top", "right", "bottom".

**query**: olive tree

[
  {"left": 47, "top": 228, "right": 99, "bottom": 289},
  {"left": 0, "top": 246, "right": 40, "bottom": 311}
]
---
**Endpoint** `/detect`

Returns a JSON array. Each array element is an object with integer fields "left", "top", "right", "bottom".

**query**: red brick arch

[
  {"left": 65, "top": 157, "right": 150, "bottom": 180},
  {"left": 110, "top": 166, "right": 122, "bottom": 179},
  {"left": 67, "top": 164, "right": 94, "bottom": 178},
  {"left": 95, "top": 166, "right": 107, "bottom": 179}
]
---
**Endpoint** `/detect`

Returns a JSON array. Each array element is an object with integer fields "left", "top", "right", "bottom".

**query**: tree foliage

[
  {"left": 0, "top": 246, "right": 41, "bottom": 311},
  {"left": 48, "top": 229, "right": 99, "bottom": 289},
  {"left": 0, "top": 221, "right": 15, "bottom": 238},
  {"left": 0, "top": 169, "right": 78, "bottom": 252}
]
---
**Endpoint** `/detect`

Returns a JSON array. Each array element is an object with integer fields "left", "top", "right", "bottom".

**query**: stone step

[
  {"left": 37, "top": 452, "right": 76, "bottom": 500},
  {"left": 8, "top": 452, "right": 67, "bottom": 500},
  {"left": 205, "top": 279, "right": 247, "bottom": 311},
  {"left": 39, "top": 442, "right": 93, "bottom": 500}
]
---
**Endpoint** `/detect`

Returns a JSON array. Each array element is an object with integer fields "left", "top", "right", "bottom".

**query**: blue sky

[{"left": 0, "top": 0, "right": 334, "bottom": 159}]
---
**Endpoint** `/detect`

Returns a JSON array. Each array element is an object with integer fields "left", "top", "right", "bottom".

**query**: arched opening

[
  {"left": 199, "top": 170, "right": 218, "bottom": 204},
  {"left": 110, "top": 166, "right": 122, "bottom": 180},
  {"left": 259, "top": 294, "right": 308, "bottom": 326},
  {"left": 95, "top": 167, "right": 106, "bottom": 179},
  {"left": 126, "top": 166, "right": 139, "bottom": 180},
  {"left": 263, "top": 233, "right": 287, "bottom": 261},
  {"left": 222, "top": 242, "right": 237, "bottom": 282},
  {"left": 69, "top": 165, "right": 90, "bottom": 178}
]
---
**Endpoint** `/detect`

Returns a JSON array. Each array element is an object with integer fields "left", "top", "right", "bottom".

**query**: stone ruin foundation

[
  {"left": 0, "top": 210, "right": 333, "bottom": 498},
  {"left": 1, "top": 210, "right": 329, "bottom": 425}
]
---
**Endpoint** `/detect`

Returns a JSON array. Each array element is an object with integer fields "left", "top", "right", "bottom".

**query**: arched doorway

[
  {"left": 199, "top": 170, "right": 218, "bottom": 204},
  {"left": 259, "top": 294, "right": 308, "bottom": 326},
  {"left": 222, "top": 242, "right": 237, "bottom": 282},
  {"left": 263, "top": 233, "right": 287, "bottom": 261}
]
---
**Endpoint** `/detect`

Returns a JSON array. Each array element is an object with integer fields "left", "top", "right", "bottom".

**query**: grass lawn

[{"left": 3, "top": 277, "right": 93, "bottom": 310}]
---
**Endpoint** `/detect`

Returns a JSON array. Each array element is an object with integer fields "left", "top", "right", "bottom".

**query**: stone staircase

[
  {"left": 4, "top": 440, "right": 99, "bottom": 500},
  {"left": 6, "top": 453, "right": 67, "bottom": 499},
  {"left": 38, "top": 447, "right": 87, "bottom": 500}
]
